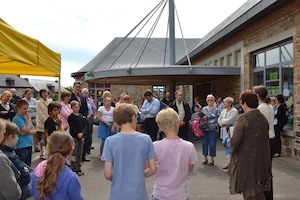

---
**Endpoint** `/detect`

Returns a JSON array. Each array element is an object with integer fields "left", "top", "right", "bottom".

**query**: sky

[{"left": 1, "top": 0, "right": 248, "bottom": 87}]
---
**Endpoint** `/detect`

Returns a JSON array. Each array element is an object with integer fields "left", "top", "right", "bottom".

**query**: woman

[
  {"left": 97, "top": 97, "right": 116, "bottom": 159},
  {"left": 218, "top": 97, "right": 238, "bottom": 139},
  {"left": 31, "top": 132, "right": 83, "bottom": 200},
  {"left": 201, "top": 94, "right": 220, "bottom": 165},
  {"left": 59, "top": 91, "right": 73, "bottom": 132},
  {"left": 274, "top": 94, "right": 286, "bottom": 157},
  {"left": 0, "top": 90, "right": 16, "bottom": 121},
  {"left": 229, "top": 90, "right": 272, "bottom": 200}
]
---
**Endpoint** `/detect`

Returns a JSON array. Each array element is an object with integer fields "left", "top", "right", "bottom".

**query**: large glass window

[
  {"left": 253, "top": 40, "right": 293, "bottom": 126},
  {"left": 152, "top": 86, "right": 165, "bottom": 100}
]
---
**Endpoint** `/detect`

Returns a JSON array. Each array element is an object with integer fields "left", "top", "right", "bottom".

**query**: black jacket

[
  {"left": 70, "top": 92, "right": 88, "bottom": 117},
  {"left": 169, "top": 100, "right": 191, "bottom": 132}
]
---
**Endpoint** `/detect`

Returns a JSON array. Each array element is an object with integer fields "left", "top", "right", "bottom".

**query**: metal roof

[
  {"left": 0, "top": 75, "right": 32, "bottom": 88},
  {"left": 28, "top": 79, "right": 65, "bottom": 92}
]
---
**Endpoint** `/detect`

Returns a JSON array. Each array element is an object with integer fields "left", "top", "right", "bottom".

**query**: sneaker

[
  {"left": 76, "top": 170, "right": 84, "bottom": 176},
  {"left": 39, "top": 155, "right": 45, "bottom": 160},
  {"left": 274, "top": 153, "right": 281, "bottom": 157}
]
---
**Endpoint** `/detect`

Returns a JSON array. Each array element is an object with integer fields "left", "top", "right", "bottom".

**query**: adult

[
  {"left": 191, "top": 96, "right": 200, "bottom": 113},
  {"left": 82, "top": 88, "right": 97, "bottom": 154},
  {"left": 12, "top": 100, "right": 37, "bottom": 166},
  {"left": 97, "top": 97, "right": 115, "bottom": 159},
  {"left": 201, "top": 94, "right": 220, "bottom": 166},
  {"left": 253, "top": 85, "right": 275, "bottom": 200},
  {"left": 10, "top": 88, "right": 22, "bottom": 108},
  {"left": 115, "top": 92, "right": 127, "bottom": 107},
  {"left": 229, "top": 90, "right": 272, "bottom": 200},
  {"left": 100, "top": 91, "right": 116, "bottom": 107},
  {"left": 140, "top": 90, "right": 160, "bottom": 141},
  {"left": 36, "top": 89, "right": 49, "bottom": 159},
  {"left": 169, "top": 90, "right": 191, "bottom": 141},
  {"left": 161, "top": 91, "right": 173, "bottom": 106},
  {"left": 218, "top": 97, "right": 239, "bottom": 139},
  {"left": 216, "top": 96, "right": 224, "bottom": 111},
  {"left": 123, "top": 95, "right": 139, "bottom": 114},
  {"left": 59, "top": 91, "right": 73, "bottom": 131},
  {"left": 0, "top": 90, "right": 16, "bottom": 121},
  {"left": 274, "top": 94, "right": 286, "bottom": 158},
  {"left": 47, "top": 91, "right": 54, "bottom": 102},
  {"left": 23, "top": 88, "right": 38, "bottom": 152},
  {"left": 69, "top": 81, "right": 89, "bottom": 161}
]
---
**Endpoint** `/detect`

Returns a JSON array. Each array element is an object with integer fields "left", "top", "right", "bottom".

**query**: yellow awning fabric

[{"left": 0, "top": 18, "right": 61, "bottom": 77}]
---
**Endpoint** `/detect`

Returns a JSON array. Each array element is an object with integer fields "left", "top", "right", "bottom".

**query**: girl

[{"left": 31, "top": 131, "right": 83, "bottom": 200}]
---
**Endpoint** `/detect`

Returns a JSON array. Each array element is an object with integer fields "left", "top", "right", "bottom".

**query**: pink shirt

[
  {"left": 59, "top": 101, "right": 73, "bottom": 129},
  {"left": 153, "top": 138, "right": 198, "bottom": 200}
]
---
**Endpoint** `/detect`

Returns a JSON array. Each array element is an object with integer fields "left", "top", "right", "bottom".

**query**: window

[
  {"left": 46, "top": 84, "right": 55, "bottom": 92},
  {"left": 214, "top": 60, "right": 218, "bottom": 66},
  {"left": 235, "top": 50, "right": 241, "bottom": 66},
  {"left": 253, "top": 40, "right": 293, "bottom": 126},
  {"left": 152, "top": 86, "right": 165, "bottom": 100},
  {"left": 220, "top": 57, "right": 224, "bottom": 66},
  {"left": 227, "top": 54, "right": 232, "bottom": 66},
  {"left": 5, "top": 78, "right": 15, "bottom": 86}
]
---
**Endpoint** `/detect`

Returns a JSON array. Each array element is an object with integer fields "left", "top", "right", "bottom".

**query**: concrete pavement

[{"left": 31, "top": 127, "right": 300, "bottom": 200}]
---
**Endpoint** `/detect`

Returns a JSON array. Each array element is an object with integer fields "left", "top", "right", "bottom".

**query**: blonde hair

[
  {"left": 70, "top": 100, "right": 79, "bottom": 108},
  {"left": 38, "top": 132, "right": 74, "bottom": 200},
  {"left": 206, "top": 94, "right": 215, "bottom": 101},
  {"left": 102, "top": 91, "right": 112, "bottom": 99},
  {"left": 4, "top": 121, "right": 19, "bottom": 141},
  {"left": 156, "top": 108, "right": 179, "bottom": 133},
  {"left": 223, "top": 97, "right": 234, "bottom": 105},
  {"left": 0, "top": 119, "right": 6, "bottom": 142}
]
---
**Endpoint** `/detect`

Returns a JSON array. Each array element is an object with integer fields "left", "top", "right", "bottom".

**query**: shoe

[
  {"left": 222, "top": 164, "right": 229, "bottom": 169},
  {"left": 202, "top": 160, "right": 208, "bottom": 165},
  {"left": 39, "top": 155, "right": 45, "bottom": 160},
  {"left": 274, "top": 153, "right": 281, "bottom": 157},
  {"left": 34, "top": 148, "right": 40, "bottom": 152},
  {"left": 208, "top": 161, "right": 214, "bottom": 166},
  {"left": 87, "top": 151, "right": 91, "bottom": 155},
  {"left": 76, "top": 170, "right": 84, "bottom": 176},
  {"left": 90, "top": 146, "right": 95, "bottom": 149},
  {"left": 82, "top": 158, "right": 90, "bottom": 162}
]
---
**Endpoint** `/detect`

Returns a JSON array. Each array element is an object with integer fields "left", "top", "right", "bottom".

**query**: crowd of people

[{"left": 0, "top": 83, "right": 288, "bottom": 200}]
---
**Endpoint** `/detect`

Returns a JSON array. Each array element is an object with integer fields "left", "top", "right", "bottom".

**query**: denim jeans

[
  {"left": 15, "top": 146, "right": 32, "bottom": 167},
  {"left": 202, "top": 130, "right": 218, "bottom": 157}
]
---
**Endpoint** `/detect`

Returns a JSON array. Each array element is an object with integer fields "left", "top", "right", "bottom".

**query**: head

[
  {"left": 240, "top": 90, "right": 258, "bottom": 112},
  {"left": 0, "top": 119, "right": 6, "bottom": 144},
  {"left": 2, "top": 121, "right": 19, "bottom": 148},
  {"left": 123, "top": 95, "right": 131, "bottom": 104},
  {"left": 1, "top": 91, "right": 12, "bottom": 104},
  {"left": 48, "top": 102, "right": 61, "bottom": 118},
  {"left": 39, "top": 89, "right": 47, "bottom": 100},
  {"left": 72, "top": 81, "right": 82, "bottom": 95},
  {"left": 70, "top": 100, "right": 80, "bottom": 114},
  {"left": 275, "top": 94, "right": 285, "bottom": 105},
  {"left": 23, "top": 88, "right": 32, "bottom": 99},
  {"left": 216, "top": 97, "right": 223, "bottom": 104},
  {"left": 206, "top": 94, "right": 215, "bottom": 106},
  {"left": 81, "top": 88, "right": 89, "bottom": 99},
  {"left": 113, "top": 103, "right": 136, "bottom": 127},
  {"left": 38, "top": 132, "right": 74, "bottom": 199},
  {"left": 10, "top": 88, "right": 17, "bottom": 97},
  {"left": 47, "top": 91, "right": 53, "bottom": 98},
  {"left": 194, "top": 103, "right": 201, "bottom": 112},
  {"left": 103, "top": 97, "right": 112, "bottom": 107},
  {"left": 61, "top": 91, "right": 71, "bottom": 103},
  {"left": 144, "top": 90, "right": 154, "bottom": 102},
  {"left": 175, "top": 90, "right": 184, "bottom": 102},
  {"left": 156, "top": 108, "right": 179, "bottom": 133},
  {"left": 16, "top": 100, "right": 29, "bottom": 116},
  {"left": 253, "top": 85, "right": 268, "bottom": 102},
  {"left": 102, "top": 91, "right": 112, "bottom": 99},
  {"left": 194, "top": 96, "right": 200, "bottom": 103},
  {"left": 165, "top": 91, "right": 171, "bottom": 99},
  {"left": 223, "top": 97, "right": 234, "bottom": 109}
]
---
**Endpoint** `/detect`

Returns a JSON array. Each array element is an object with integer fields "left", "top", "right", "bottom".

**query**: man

[
  {"left": 82, "top": 88, "right": 97, "bottom": 154},
  {"left": 161, "top": 91, "right": 173, "bottom": 106},
  {"left": 69, "top": 81, "right": 89, "bottom": 161},
  {"left": 140, "top": 90, "right": 160, "bottom": 142},
  {"left": 22, "top": 88, "right": 38, "bottom": 152},
  {"left": 169, "top": 90, "right": 191, "bottom": 141},
  {"left": 10, "top": 88, "right": 22, "bottom": 108}
]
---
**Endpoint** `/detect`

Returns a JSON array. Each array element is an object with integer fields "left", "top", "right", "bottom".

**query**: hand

[
  {"left": 179, "top": 121, "right": 185, "bottom": 127},
  {"left": 77, "top": 132, "right": 84, "bottom": 139},
  {"left": 57, "top": 116, "right": 62, "bottom": 124},
  {"left": 106, "top": 122, "right": 111, "bottom": 127},
  {"left": 26, "top": 112, "right": 32, "bottom": 119},
  {"left": 0, "top": 111, "right": 8, "bottom": 114},
  {"left": 30, "top": 130, "right": 37, "bottom": 135}
]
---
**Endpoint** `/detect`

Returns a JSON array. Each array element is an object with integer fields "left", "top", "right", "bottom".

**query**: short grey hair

[{"left": 223, "top": 97, "right": 234, "bottom": 105}]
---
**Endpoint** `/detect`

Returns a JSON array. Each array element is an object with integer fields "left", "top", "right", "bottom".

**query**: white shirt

[
  {"left": 257, "top": 103, "right": 275, "bottom": 139},
  {"left": 98, "top": 106, "right": 114, "bottom": 122}
]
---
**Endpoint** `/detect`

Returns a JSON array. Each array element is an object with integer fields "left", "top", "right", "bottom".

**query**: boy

[
  {"left": 68, "top": 100, "right": 86, "bottom": 176},
  {"left": 222, "top": 126, "right": 231, "bottom": 170},
  {"left": 102, "top": 103, "right": 157, "bottom": 200},
  {"left": 152, "top": 108, "right": 198, "bottom": 200},
  {"left": 12, "top": 100, "right": 37, "bottom": 166},
  {"left": 44, "top": 102, "right": 63, "bottom": 141}
]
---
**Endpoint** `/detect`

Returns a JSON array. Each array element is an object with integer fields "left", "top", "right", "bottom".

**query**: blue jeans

[
  {"left": 202, "top": 130, "right": 217, "bottom": 157},
  {"left": 15, "top": 146, "right": 32, "bottom": 167},
  {"left": 152, "top": 195, "right": 189, "bottom": 200}
]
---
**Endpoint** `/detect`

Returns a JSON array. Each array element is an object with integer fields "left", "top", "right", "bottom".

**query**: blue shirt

[
  {"left": 140, "top": 97, "right": 160, "bottom": 118},
  {"left": 102, "top": 132, "right": 156, "bottom": 200},
  {"left": 222, "top": 135, "right": 231, "bottom": 155},
  {"left": 12, "top": 114, "right": 34, "bottom": 149}
]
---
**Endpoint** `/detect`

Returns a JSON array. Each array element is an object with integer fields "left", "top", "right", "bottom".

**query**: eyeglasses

[{"left": 207, "top": 99, "right": 213, "bottom": 102}]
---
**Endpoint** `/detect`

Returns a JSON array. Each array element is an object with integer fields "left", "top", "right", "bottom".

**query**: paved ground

[{"left": 31, "top": 127, "right": 300, "bottom": 200}]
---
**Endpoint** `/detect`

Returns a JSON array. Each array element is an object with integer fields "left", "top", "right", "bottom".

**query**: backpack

[{"left": 192, "top": 117, "right": 204, "bottom": 138}]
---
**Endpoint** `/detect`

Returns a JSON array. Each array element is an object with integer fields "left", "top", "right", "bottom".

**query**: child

[
  {"left": 102, "top": 103, "right": 157, "bottom": 200},
  {"left": 68, "top": 100, "right": 86, "bottom": 176},
  {"left": 198, "top": 112, "right": 208, "bottom": 130},
  {"left": 153, "top": 108, "right": 198, "bottom": 200},
  {"left": 0, "top": 121, "right": 32, "bottom": 200},
  {"left": 0, "top": 119, "right": 22, "bottom": 200},
  {"left": 44, "top": 102, "right": 63, "bottom": 141},
  {"left": 222, "top": 126, "right": 231, "bottom": 169},
  {"left": 31, "top": 132, "right": 83, "bottom": 200}
]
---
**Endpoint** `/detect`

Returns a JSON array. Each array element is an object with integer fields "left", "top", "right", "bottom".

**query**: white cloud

[{"left": 2, "top": 0, "right": 248, "bottom": 87}]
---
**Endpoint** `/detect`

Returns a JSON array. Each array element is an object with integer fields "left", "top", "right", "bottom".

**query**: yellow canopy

[{"left": 0, "top": 18, "right": 61, "bottom": 77}]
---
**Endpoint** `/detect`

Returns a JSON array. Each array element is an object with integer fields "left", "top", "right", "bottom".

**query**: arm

[
  {"left": 140, "top": 100, "right": 150, "bottom": 114},
  {"left": 104, "top": 161, "right": 113, "bottom": 181},
  {"left": 144, "top": 157, "right": 157, "bottom": 178},
  {"left": 36, "top": 101, "right": 48, "bottom": 123},
  {"left": 221, "top": 108, "right": 239, "bottom": 126},
  {"left": 183, "top": 103, "right": 191, "bottom": 124},
  {"left": 230, "top": 116, "right": 246, "bottom": 154},
  {"left": 18, "top": 113, "right": 36, "bottom": 135},
  {"left": 98, "top": 110, "right": 110, "bottom": 126},
  {"left": 148, "top": 99, "right": 160, "bottom": 116},
  {"left": 188, "top": 164, "right": 194, "bottom": 172}
]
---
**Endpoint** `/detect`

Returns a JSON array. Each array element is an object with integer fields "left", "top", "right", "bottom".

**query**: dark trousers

[
  {"left": 144, "top": 117, "right": 158, "bottom": 142},
  {"left": 72, "top": 138, "right": 83, "bottom": 172},
  {"left": 82, "top": 119, "right": 91, "bottom": 158},
  {"left": 274, "top": 125, "right": 283, "bottom": 154},
  {"left": 179, "top": 126, "right": 189, "bottom": 141},
  {"left": 15, "top": 147, "right": 32, "bottom": 167},
  {"left": 264, "top": 138, "right": 275, "bottom": 200}
]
